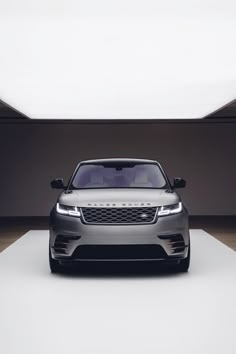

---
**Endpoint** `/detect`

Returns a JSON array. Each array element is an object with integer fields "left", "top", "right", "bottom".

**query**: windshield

[{"left": 70, "top": 162, "right": 168, "bottom": 189}]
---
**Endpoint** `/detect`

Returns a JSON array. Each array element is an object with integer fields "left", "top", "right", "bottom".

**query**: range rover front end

[{"left": 49, "top": 158, "right": 190, "bottom": 273}]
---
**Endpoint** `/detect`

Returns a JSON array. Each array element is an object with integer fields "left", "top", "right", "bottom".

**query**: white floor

[{"left": 0, "top": 230, "right": 236, "bottom": 354}]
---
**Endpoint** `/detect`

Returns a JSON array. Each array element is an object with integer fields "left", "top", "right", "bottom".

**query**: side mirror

[
  {"left": 51, "top": 178, "right": 65, "bottom": 189},
  {"left": 173, "top": 177, "right": 186, "bottom": 189}
]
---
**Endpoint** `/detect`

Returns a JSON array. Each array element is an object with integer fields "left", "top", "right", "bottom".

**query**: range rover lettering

[{"left": 49, "top": 159, "right": 190, "bottom": 273}]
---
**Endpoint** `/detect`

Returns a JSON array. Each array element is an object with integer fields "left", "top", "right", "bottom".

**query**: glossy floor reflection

[{"left": 0, "top": 230, "right": 236, "bottom": 354}]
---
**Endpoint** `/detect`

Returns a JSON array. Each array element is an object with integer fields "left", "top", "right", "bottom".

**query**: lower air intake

[{"left": 72, "top": 244, "right": 167, "bottom": 260}]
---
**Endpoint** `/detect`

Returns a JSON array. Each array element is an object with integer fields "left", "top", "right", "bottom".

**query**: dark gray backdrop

[{"left": 0, "top": 121, "right": 235, "bottom": 216}]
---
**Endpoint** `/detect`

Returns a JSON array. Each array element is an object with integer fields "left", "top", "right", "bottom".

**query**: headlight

[
  {"left": 56, "top": 203, "right": 81, "bottom": 217},
  {"left": 158, "top": 202, "right": 182, "bottom": 216}
]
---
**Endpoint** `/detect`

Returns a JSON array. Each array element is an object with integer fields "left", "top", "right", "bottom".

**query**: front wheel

[
  {"left": 176, "top": 244, "right": 190, "bottom": 272},
  {"left": 49, "top": 247, "right": 63, "bottom": 273}
]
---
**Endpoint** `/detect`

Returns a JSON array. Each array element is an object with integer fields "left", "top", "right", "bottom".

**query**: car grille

[{"left": 81, "top": 207, "right": 157, "bottom": 224}]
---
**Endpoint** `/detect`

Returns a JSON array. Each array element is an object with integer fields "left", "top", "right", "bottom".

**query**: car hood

[{"left": 59, "top": 189, "right": 180, "bottom": 208}]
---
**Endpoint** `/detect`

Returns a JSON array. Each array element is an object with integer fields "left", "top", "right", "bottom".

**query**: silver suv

[{"left": 49, "top": 158, "right": 190, "bottom": 273}]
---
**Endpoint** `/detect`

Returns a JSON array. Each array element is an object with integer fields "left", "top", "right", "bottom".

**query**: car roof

[{"left": 80, "top": 158, "right": 158, "bottom": 164}]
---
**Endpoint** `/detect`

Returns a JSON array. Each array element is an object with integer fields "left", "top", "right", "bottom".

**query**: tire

[
  {"left": 49, "top": 247, "right": 63, "bottom": 273},
  {"left": 176, "top": 244, "right": 191, "bottom": 273}
]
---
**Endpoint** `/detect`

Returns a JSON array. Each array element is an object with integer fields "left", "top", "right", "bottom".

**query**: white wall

[{"left": 0, "top": 122, "right": 235, "bottom": 216}]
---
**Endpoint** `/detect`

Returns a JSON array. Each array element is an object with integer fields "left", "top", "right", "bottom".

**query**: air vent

[
  {"left": 158, "top": 234, "right": 185, "bottom": 254},
  {"left": 54, "top": 235, "right": 81, "bottom": 254}
]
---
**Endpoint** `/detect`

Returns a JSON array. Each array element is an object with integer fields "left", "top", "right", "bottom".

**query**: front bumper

[{"left": 50, "top": 207, "right": 190, "bottom": 262}]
